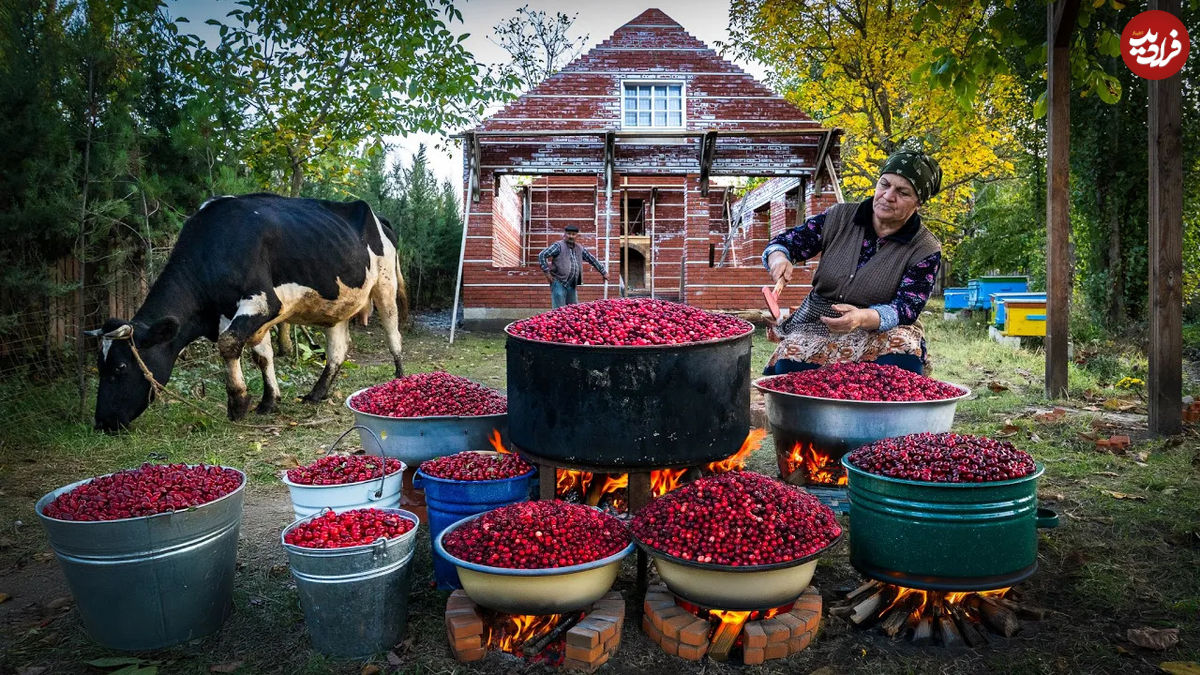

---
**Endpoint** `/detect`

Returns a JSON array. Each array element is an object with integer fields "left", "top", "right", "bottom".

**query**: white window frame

[{"left": 620, "top": 80, "right": 686, "bottom": 130}]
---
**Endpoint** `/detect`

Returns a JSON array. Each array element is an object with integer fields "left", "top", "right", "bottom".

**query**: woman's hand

[
  {"left": 767, "top": 252, "right": 793, "bottom": 284},
  {"left": 820, "top": 304, "right": 881, "bottom": 333}
]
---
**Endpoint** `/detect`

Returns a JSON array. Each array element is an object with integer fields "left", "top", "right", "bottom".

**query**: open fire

[
  {"left": 555, "top": 430, "right": 767, "bottom": 511},
  {"left": 780, "top": 441, "right": 848, "bottom": 486},
  {"left": 480, "top": 610, "right": 583, "bottom": 665},
  {"left": 832, "top": 580, "right": 1046, "bottom": 647}
]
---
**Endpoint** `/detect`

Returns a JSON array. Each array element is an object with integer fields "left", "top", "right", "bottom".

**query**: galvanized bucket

[
  {"left": 282, "top": 508, "right": 420, "bottom": 658},
  {"left": 34, "top": 466, "right": 246, "bottom": 651},
  {"left": 754, "top": 376, "right": 971, "bottom": 456},
  {"left": 842, "top": 456, "right": 1053, "bottom": 591},
  {"left": 412, "top": 454, "right": 534, "bottom": 590},
  {"left": 281, "top": 426, "right": 405, "bottom": 519},
  {"left": 345, "top": 388, "right": 507, "bottom": 464}
]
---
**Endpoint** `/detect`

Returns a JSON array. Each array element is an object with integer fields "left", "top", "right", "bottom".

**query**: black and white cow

[{"left": 89, "top": 193, "right": 406, "bottom": 432}]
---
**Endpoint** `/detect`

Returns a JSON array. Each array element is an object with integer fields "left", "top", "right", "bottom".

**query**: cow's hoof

[
  {"left": 254, "top": 399, "right": 278, "bottom": 415},
  {"left": 393, "top": 361, "right": 404, "bottom": 378},
  {"left": 227, "top": 392, "right": 252, "bottom": 420}
]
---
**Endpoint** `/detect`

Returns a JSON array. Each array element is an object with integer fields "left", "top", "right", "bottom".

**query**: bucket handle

[
  {"left": 1036, "top": 506, "right": 1060, "bottom": 529},
  {"left": 326, "top": 425, "right": 390, "bottom": 500}
]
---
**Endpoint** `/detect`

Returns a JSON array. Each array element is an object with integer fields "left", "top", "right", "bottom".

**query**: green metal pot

[{"left": 842, "top": 456, "right": 1053, "bottom": 591}]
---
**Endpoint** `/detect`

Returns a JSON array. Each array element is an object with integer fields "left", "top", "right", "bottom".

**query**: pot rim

[
  {"left": 414, "top": 457, "right": 535, "bottom": 485},
  {"left": 35, "top": 465, "right": 246, "bottom": 525},
  {"left": 753, "top": 376, "right": 972, "bottom": 406},
  {"left": 280, "top": 507, "right": 421, "bottom": 553},
  {"left": 841, "top": 455, "right": 1046, "bottom": 488},
  {"left": 503, "top": 319, "right": 755, "bottom": 350},
  {"left": 345, "top": 388, "right": 508, "bottom": 421},
  {"left": 434, "top": 509, "right": 634, "bottom": 577},
  {"left": 633, "top": 529, "right": 844, "bottom": 572},
  {"left": 280, "top": 458, "right": 407, "bottom": 489}
]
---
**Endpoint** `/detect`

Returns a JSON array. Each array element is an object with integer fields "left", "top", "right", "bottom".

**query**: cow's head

[{"left": 89, "top": 317, "right": 180, "bottom": 433}]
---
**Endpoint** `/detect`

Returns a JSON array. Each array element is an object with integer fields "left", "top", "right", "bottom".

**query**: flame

[
  {"left": 488, "top": 429, "right": 509, "bottom": 454},
  {"left": 878, "top": 586, "right": 1011, "bottom": 622},
  {"left": 785, "top": 442, "right": 848, "bottom": 485},
  {"left": 485, "top": 612, "right": 564, "bottom": 655},
  {"left": 587, "top": 474, "right": 629, "bottom": 506},
  {"left": 705, "top": 429, "right": 767, "bottom": 473},
  {"left": 651, "top": 468, "right": 687, "bottom": 496},
  {"left": 708, "top": 609, "right": 750, "bottom": 646},
  {"left": 556, "top": 469, "right": 594, "bottom": 496}
]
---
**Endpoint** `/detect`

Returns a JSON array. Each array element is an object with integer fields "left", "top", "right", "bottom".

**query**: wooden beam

[
  {"left": 824, "top": 155, "right": 845, "bottom": 203},
  {"left": 466, "top": 131, "right": 481, "bottom": 203},
  {"left": 1044, "top": 0, "right": 1073, "bottom": 398},
  {"left": 810, "top": 130, "right": 833, "bottom": 184},
  {"left": 453, "top": 127, "right": 836, "bottom": 139},
  {"left": 1148, "top": 0, "right": 1183, "bottom": 435},
  {"left": 699, "top": 131, "right": 718, "bottom": 196}
]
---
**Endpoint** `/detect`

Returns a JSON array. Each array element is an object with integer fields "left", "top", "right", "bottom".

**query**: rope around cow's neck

[{"left": 100, "top": 329, "right": 333, "bottom": 429}]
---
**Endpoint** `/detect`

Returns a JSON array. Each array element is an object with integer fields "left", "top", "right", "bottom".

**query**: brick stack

[
  {"left": 445, "top": 590, "right": 625, "bottom": 672},
  {"left": 641, "top": 584, "right": 822, "bottom": 665}
]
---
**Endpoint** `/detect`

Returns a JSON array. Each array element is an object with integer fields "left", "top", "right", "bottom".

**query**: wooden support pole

[
  {"left": 1044, "top": 0, "right": 1079, "bottom": 397},
  {"left": 538, "top": 463, "right": 557, "bottom": 501},
  {"left": 1148, "top": 0, "right": 1183, "bottom": 435},
  {"left": 628, "top": 471, "right": 652, "bottom": 624}
]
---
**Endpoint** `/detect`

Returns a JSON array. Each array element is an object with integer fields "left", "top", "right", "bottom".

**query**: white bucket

[{"left": 281, "top": 426, "right": 406, "bottom": 520}]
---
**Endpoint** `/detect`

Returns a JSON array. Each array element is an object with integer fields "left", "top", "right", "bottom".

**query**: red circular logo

[{"left": 1121, "top": 10, "right": 1190, "bottom": 80}]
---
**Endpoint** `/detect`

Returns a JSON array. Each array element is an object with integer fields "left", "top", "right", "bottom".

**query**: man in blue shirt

[{"left": 538, "top": 225, "right": 609, "bottom": 308}]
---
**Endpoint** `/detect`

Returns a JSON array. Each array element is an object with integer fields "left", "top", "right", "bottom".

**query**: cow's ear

[{"left": 138, "top": 317, "right": 179, "bottom": 348}]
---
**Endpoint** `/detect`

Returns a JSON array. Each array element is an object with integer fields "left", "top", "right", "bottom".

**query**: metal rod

[
  {"left": 623, "top": 182, "right": 629, "bottom": 297},
  {"left": 650, "top": 188, "right": 656, "bottom": 299},
  {"left": 449, "top": 159, "right": 474, "bottom": 344}
]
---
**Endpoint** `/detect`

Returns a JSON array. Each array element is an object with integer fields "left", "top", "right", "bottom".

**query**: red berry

[
  {"left": 350, "top": 372, "right": 506, "bottom": 417},
  {"left": 507, "top": 298, "right": 752, "bottom": 346},
  {"left": 286, "top": 455, "right": 402, "bottom": 485},
  {"left": 760, "top": 362, "right": 966, "bottom": 402},
  {"left": 630, "top": 472, "right": 841, "bottom": 566},
  {"left": 442, "top": 501, "right": 629, "bottom": 570},
  {"left": 848, "top": 432, "right": 1036, "bottom": 483},
  {"left": 419, "top": 452, "right": 532, "bottom": 481},
  {"left": 42, "top": 464, "right": 243, "bottom": 521},
  {"left": 284, "top": 508, "right": 415, "bottom": 549}
]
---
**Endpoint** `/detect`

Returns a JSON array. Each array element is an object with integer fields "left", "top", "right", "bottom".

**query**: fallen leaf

[
  {"left": 1135, "top": 451, "right": 1150, "bottom": 463},
  {"left": 210, "top": 662, "right": 243, "bottom": 673},
  {"left": 45, "top": 597, "right": 71, "bottom": 610},
  {"left": 996, "top": 424, "right": 1022, "bottom": 438},
  {"left": 0, "top": 593, "right": 9, "bottom": 603},
  {"left": 1078, "top": 431, "right": 1099, "bottom": 442},
  {"left": 33, "top": 552, "right": 53, "bottom": 563},
  {"left": 1104, "top": 399, "right": 1138, "bottom": 412},
  {"left": 1034, "top": 408, "right": 1068, "bottom": 423},
  {"left": 1016, "top": 368, "right": 1034, "bottom": 379},
  {"left": 988, "top": 381, "right": 1010, "bottom": 392},
  {"left": 360, "top": 665, "right": 382, "bottom": 675},
  {"left": 1096, "top": 471, "right": 1121, "bottom": 477},
  {"left": 1160, "top": 663, "right": 1200, "bottom": 675},
  {"left": 1103, "top": 490, "right": 1146, "bottom": 501},
  {"left": 1029, "top": 432, "right": 1043, "bottom": 443},
  {"left": 1127, "top": 627, "right": 1179, "bottom": 650}
]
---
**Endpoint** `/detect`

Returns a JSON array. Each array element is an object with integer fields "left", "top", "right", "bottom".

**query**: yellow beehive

[{"left": 1003, "top": 301, "right": 1047, "bottom": 337}]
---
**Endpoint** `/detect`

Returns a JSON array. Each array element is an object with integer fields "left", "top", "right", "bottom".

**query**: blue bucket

[{"left": 413, "top": 463, "right": 535, "bottom": 589}]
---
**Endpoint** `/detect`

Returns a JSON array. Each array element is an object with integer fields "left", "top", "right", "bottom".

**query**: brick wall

[{"left": 491, "top": 178, "right": 522, "bottom": 267}]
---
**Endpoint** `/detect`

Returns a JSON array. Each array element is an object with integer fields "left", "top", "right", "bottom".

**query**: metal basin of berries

[
  {"left": 345, "top": 389, "right": 507, "bottom": 464},
  {"left": 434, "top": 511, "right": 635, "bottom": 614},
  {"left": 753, "top": 372, "right": 971, "bottom": 455},
  {"left": 634, "top": 532, "right": 843, "bottom": 611}
]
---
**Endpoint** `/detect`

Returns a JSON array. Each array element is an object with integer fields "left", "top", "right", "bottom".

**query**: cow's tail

[{"left": 394, "top": 253, "right": 409, "bottom": 327}]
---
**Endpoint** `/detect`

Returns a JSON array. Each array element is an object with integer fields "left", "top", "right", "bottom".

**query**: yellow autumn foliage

[{"left": 728, "top": 0, "right": 1026, "bottom": 240}]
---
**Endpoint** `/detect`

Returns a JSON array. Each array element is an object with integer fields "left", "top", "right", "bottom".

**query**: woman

[{"left": 762, "top": 150, "right": 943, "bottom": 375}]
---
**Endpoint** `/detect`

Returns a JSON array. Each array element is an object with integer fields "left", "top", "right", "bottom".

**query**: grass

[{"left": 0, "top": 312, "right": 1198, "bottom": 674}]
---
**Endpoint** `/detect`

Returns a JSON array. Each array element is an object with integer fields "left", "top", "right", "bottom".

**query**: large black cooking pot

[{"left": 505, "top": 324, "right": 753, "bottom": 469}]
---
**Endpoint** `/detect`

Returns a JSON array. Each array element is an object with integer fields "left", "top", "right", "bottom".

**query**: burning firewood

[
  {"left": 936, "top": 613, "right": 965, "bottom": 649},
  {"left": 912, "top": 615, "right": 934, "bottom": 645},
  {"left": 520, "top": 613, "right": 582, "bottom": 657},
  {"left": 848, "top": 588, "right": 887, "bottom": 624},
  {"left": 879, "top": 593, "right": 922, "bottom": 637},
  {"left": 949, "top": 605, "right": 989, "bottom": 647},
  {"left": 976, "top": 596, "right": 1020, "bottom": 637},
  {"left": 995, "top": 597, "right": 1047, "bottom": 620}
]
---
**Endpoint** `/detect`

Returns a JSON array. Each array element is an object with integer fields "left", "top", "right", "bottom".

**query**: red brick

[
  {"left": 446, "top": 612, "right": 482, "bottom": 639},
  {"left": 642, "top": 615, "right": 663, "bottom": 643},
  {"left": 790, "top": 608, "right": 820, "bottom": 635},
  {"left": 742, "top": 622, "right": 767, "bottom": 649},
  {"left": 676, "top": 642, "right": 706, "bottom": 660},
  {"left": 775, "top": 611, "right": 804, "bottom": 637},
  {"left": 566, "top": 641, "right": 605, "bottom": 663},
  {"left": 742, "top": 645, "right": 765, "bottom": 665},
  {"left": 678, "top": 618, "right": 710, "bottom": 646},
  {"left": 661, "top": 613, "right": 693, "bottom": 641},
  {"left": 765, "top": 640, "right": 789, "bottom": 660},
  {"left": 453, "top": 646, "right": 485, "bottom": 662},
  {"left": 660, "top": 635, "right": 679, "bottom": 656},
  {"left": 788, "top": 630, "right": 813, "bottom": 654},
  {"left": 760, "top": 617, "right": 790, "bottom": 644},
  {"left": 566, "top": 626, "right": 600, "bottom": 649},
  {"left": 562, "top": 657, "right": 599, "bottom": 673}
]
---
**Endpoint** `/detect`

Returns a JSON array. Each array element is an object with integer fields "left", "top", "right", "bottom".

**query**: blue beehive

[
  {"left": 973, "top": 276, "right": 1028, "bottom": 309},
  {"left": 992, "top": 292, "right": 1047, "bottom": 327},
  {"left": 944, "top": 287, "right": 970, "bottom": 311}
]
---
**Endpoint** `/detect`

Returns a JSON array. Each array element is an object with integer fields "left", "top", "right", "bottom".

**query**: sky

[{"left": 170, "top": 0, "right": 769, "bottom": 187}]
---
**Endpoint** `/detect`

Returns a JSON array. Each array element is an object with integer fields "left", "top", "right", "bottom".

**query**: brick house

[{"left": 454, "top": 8, "right": 842, "bottom": 328}]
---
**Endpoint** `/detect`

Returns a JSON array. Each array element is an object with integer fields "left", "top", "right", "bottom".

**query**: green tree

[{"left": 202, "top": 0, "right": 516, "bottom": 196}]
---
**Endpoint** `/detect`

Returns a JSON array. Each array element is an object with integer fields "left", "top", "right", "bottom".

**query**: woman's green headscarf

[{"left": 879, "top": 151, "right": 942, "bottom": 204}]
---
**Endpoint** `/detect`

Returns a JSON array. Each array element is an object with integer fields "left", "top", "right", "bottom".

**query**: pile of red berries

[
  {"left": 42, "top": 464, "right": 243, "bottom": 521},
  {"left": 847, "top": 432, "right": 1037, "bottom": 483},
  {"left": 419, "top": 451, "right": 532, "bottom": 481},
  {"left": 286, "top": 455, "right": 403, "bottom": 486},
  {"left": 759, "top": 362, "right": 965, "bottom": 401},
  {"left": 507, "top": 298, "right": 752, "bottom": 346},
  {"left": 350, "top": 372, "right": 506, "bottom": 417},
  {"left": 442, "top": 500, "right": 629, "bottom": 569},
  {"left": 630, "top": 472, "right": 841, "bottom": 566},
  {"left": 284, "top": 508, "right": 416, "bottom": 549}
]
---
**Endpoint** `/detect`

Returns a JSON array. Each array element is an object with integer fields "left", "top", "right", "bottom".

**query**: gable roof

[{"left": 473, "top": 8, "right": 821, "bottom": 133}]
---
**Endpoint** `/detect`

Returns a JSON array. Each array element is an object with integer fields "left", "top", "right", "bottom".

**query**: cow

[{"left": 88, "top": 193, "right": 407, "bottom": 432}]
